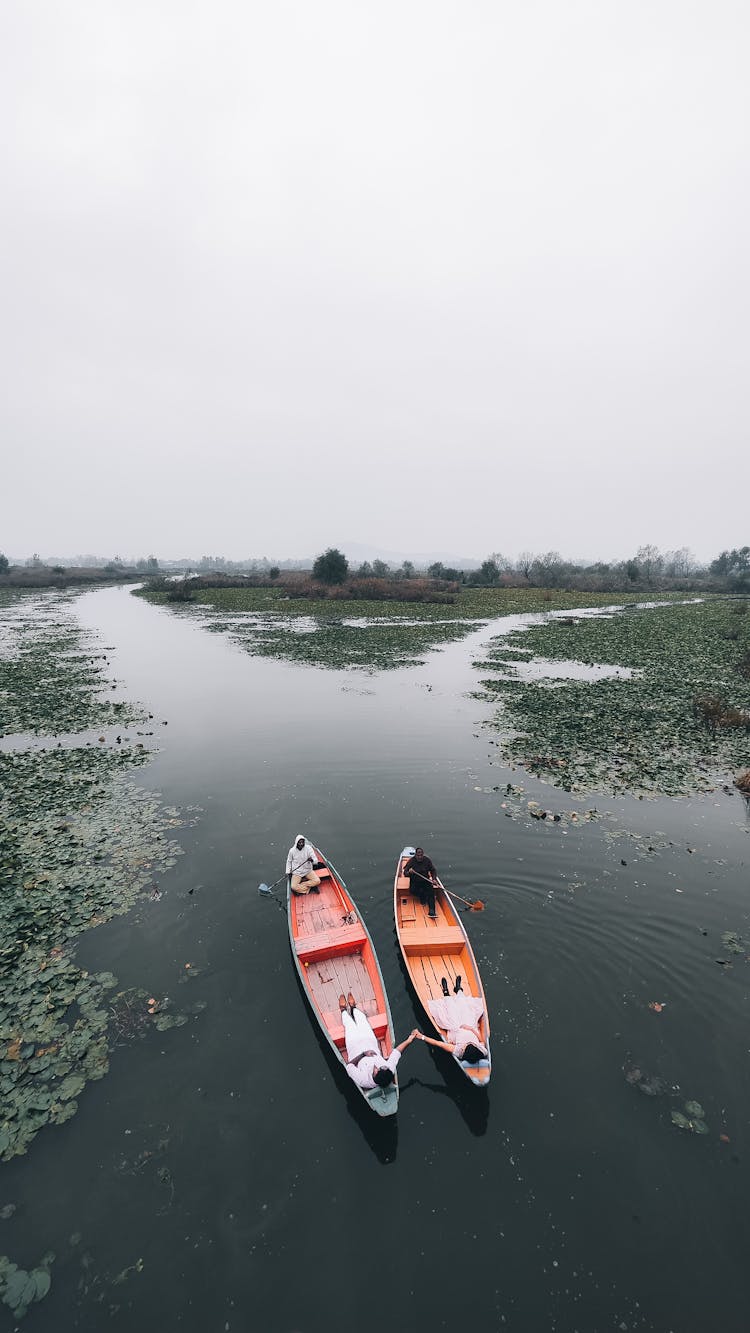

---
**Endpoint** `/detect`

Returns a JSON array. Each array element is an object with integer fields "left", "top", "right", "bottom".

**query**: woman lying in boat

[
  {"left": 417, "top": 976, "right": 488, "bottom": 1063},
  {"left": 339, "top": 993, "right": 418, "bottom": 1090}
]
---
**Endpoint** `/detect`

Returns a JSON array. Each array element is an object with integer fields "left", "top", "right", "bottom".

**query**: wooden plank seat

[
  {"left": 401, "top": 927, "right": 465, "bottom": 956},
  {"left": 396, "top": 875, "right": 410, "bottom": 891},
  {"left": 327, "top": 1011, "right": 389, "bottom": 1051},
  {"left": 294, "top": 922, "right": 368, "bottom": 963}
]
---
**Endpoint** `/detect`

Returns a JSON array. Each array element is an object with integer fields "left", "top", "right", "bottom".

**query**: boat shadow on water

[
  {"left": 400, "top": 1058, "right": 491, "bottom": 1138},
  {"left": 293, "top": 967, "right": 399, "bottom": 1165}
]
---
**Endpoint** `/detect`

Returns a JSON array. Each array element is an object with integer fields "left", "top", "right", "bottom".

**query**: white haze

[{"left": 1, "top": 1, "right": 748, "bottom": 564}]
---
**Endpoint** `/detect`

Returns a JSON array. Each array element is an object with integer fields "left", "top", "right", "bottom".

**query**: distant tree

[
  {"left": 711, "top": 546, "right": 749, "bottom": 576},
  {"left": 517, "top": 551, "right": 535, "bottom": 581},
  {"left": 396, "top": 560, "right": 416, "bottom": 579},
  {"left": 51, "top": 565, "right": 66, "bottom": 574},
  {"left": 269, "top": 566, "right": 280, "bottom": 579},
  {"left": 489, "top": 551, "right": 511, "bottom": 571},
  {"left": 625, "top": 559, "right": 640, "bottom": 582},
  {"left": 146, "top": 555, "right": 159, "bottom": 572},
  {"left": 312, "top": 548, "right": 349, "bottom": 585},
  {"left": 531, "top": 551, "right": 566, "bottom": 587},
  {"left": 371, "top": 559, "right": 390, "bottom": 578},
  {"left": 711, "top": 546, "right": 750, "bottom": 589},
  {"left": 663, "top": 547, "right": 695, "bottom": 578},
  {"left": 635, "top": 545, "right": 663, "bottom": 585},
  {"left": 0, "top": 553, "right": 9, "bottom": 575},
  {"left": 25, "top": 553, "right": 42, "bottom": 569},
  {"left": 478, "top": 558, "right": 500, "bottom": 586},
  {"left": 428, "top": 561, "right": 462, "bottom": 581},
  {"left": 354, "top": 561, "right": 373, "bottom": 579}
]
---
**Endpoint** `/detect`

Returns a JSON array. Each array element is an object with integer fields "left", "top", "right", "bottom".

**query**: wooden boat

[
  {"left": 394, "top": 845, "right": 491, "bottom": 1086},
  {"left": 287, "top": 845, "right": 399, "bottom": 1116}
]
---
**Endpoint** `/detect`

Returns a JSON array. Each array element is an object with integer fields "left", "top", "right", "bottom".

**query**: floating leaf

[{"left": 153, "top": 1013, "right": 187, "bottom": 1032}]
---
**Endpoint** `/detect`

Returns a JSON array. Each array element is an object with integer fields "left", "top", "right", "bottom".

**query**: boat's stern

[
  {"left": 365, "top": 1084, "right": 399, "bottom": 1117},
  {"left": 459, "top": 1058, "right": 491, "bottom": 1087}
]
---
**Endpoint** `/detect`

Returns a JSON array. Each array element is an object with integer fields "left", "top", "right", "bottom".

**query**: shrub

[
  {"left": 0, "top": 553, "right": 9, "bottom": 575},
  {"left": 735, "top": 769, "right": 750, "bottom": 794},
  {"left": 166, "top": 580, "right": 196, "bottom": 602},
  {"left": 312, "top": 548, "right": 349, "bottom": 585}
]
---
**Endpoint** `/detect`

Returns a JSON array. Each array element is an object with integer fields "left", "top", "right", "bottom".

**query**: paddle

[
  {"left": 258, "top": 872, "right": 286, "bottom": 897},
  {"left": 408, "top": 867, "right": 485, "bottom": 912}
]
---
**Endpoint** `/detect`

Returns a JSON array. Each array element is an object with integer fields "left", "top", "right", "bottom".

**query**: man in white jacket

[
  {"left": 339, "top": 993, "right": 418, "bottom": 1090},
  {"left": 286, "top": 834, "right": 321, "bottom": 895}
]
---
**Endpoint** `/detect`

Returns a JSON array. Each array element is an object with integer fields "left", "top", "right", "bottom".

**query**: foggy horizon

[{"left": 3, "top": 2, "right": 748, "bottom": 563}]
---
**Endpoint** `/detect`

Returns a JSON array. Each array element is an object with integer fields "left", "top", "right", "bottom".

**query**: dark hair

[
  {"left": 462, "top": 1043, "right": 484, "bottom": 1064},
  {"left": 373, "top": 1066, "right": 395, "bottom": 1088}
]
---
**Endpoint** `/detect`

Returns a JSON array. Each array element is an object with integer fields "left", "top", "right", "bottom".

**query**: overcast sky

[{"left": 2, "top": 1, "right": 748, "bottom": 564}]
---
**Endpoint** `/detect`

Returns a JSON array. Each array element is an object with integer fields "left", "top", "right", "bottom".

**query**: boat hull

[
  {"left": 288, "top": 847, "right": 398, "bottom": 1116},
  {"left": 393, "top": 846, "right": 491, "bottom": 1086}
]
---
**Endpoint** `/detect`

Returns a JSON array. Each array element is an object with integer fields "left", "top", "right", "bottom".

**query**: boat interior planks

[
  {"left": 288, "top": 847, "right": 399, "bottom": 1116},
  {"left": 394, "top": 848, "right": 491, "bottom": 1087}
]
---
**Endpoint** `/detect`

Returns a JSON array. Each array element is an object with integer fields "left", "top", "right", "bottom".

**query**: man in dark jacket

[{"left": 404, "top": 846, "right": 438, "bottom": 918}]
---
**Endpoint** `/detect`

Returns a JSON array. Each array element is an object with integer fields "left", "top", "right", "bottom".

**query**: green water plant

[
  {"left": 478, "top": 600, "right": 750, "bottom": 795},
  {"left": 0, "top": 1250, "right": 54, "bottom": 1319},
  {"left": 0, "top": 592, "right": 201, "bottom": 1162}
]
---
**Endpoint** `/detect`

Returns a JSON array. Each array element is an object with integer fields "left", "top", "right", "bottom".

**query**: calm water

[{"left": 5, "top": 585, "right": 750, "bottom": 1333}]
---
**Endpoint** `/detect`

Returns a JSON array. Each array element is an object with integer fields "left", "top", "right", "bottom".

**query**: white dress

[
  {"left": 427, "top": 993, "right": 487, "bottom": 1059},
  {"left": 342, "top": 1008, "right": 401, "bottom": 1089}
]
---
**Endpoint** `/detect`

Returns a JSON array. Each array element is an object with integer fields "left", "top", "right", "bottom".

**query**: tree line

[
  {"left": 2, "top": 544, "right": 748, "bottom": 593},
  {"left": 311, "top": 545, "right": 749, "bottom": 592}
]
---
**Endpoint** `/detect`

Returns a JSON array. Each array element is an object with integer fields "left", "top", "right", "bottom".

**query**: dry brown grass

[
  {"left": 734, "top": 769, "right": 750, "bottom": 794},
  {"left": 693, "top": 694, "right": 750, "bottom": 736},
  {"left": 288, "top": 577, "right": 458, "bottom": 604}
]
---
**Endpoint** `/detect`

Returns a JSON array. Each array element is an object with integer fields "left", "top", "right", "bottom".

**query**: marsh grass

[
  {"left": 0, "top": 592, "right": 197, "bottom": 1163},
  {"left": 135, "top": 585, "right": 676, "bottom": 672},
  {"left": 479, "top": 600, "right": 750, "bottom": 795}
]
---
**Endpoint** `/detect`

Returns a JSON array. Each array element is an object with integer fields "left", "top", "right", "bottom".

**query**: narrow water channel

[{"left": 6, "top": 585, "right": 750, "bottom": 1333}]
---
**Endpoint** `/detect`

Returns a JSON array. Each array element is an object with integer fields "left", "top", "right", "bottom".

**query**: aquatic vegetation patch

[
  {"left": 0, "top": 593, "right": 201, "bottom": 1163},
  {"left": 0, "top": 1249, "right": 54, "bottom": 1319},
  {"left": 0, "top": 592, "right": 145, "bottom": 737},
  {"left": 225, "top": 616, "right": 479, "bottom": 670},
  {"left": 0, "top": 746, "right": 192, "bottom": 1161},
  {"left": 136, "top": 584, "right": 667, "bottom": 671},
  {"left": 478, "top": 600, "right": 750, "bottom": 795},
  {"left": 671, "top": 1102, "right": 709, "bottom": 1134}
]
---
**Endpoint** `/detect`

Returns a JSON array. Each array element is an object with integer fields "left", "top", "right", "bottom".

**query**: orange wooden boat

[
  {"left": 394, "top": 845, "right": 491, "bottom": 1086},
  {"left": 288, "top": 845, "right": 399, "bottom": 1116}
]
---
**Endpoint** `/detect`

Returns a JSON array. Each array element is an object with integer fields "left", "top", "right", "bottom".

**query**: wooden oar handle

[{"left": 408, "top": 866, "right": 472, "bottom": 908}]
